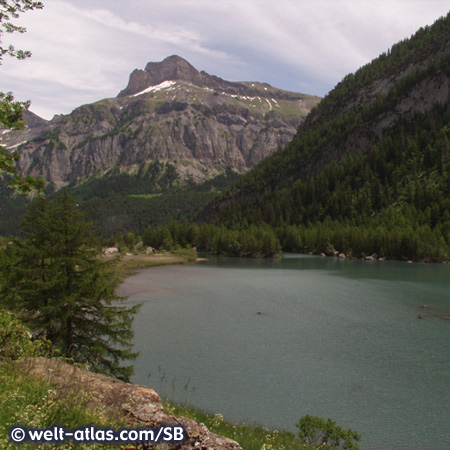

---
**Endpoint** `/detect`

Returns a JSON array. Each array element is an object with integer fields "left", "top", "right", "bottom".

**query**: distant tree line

[
  {"left": 142, "top": 222, "right": 281, "bottom": 258},
  {"left": 0, "top": 162, "right": 240, "bottom": 236}
]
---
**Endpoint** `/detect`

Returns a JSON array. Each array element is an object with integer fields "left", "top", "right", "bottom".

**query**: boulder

[{"left": 104, "top": 246, "right": 119, "bottom": 257}]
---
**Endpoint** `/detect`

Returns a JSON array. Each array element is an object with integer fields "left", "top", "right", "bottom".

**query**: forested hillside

[{"left": 196, "top": 12, "right": 450, "bottom": 262}]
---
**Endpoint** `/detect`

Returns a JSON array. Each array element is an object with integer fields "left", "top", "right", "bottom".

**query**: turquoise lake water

[{"left": 117, "top": 255, "right": 450, "bottom": 449}]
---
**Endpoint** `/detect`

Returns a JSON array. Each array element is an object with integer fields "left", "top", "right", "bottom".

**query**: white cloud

[
  {"left": 0, "top": 0, "right": 448, "bottom": 119},
  {"left": 79, "top": 6, "right": 229, "bottom": 59}
]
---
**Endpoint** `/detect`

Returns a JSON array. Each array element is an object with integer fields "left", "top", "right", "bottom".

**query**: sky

[{"left": 1, "top": 0, "right": 449, "bottom": 120}]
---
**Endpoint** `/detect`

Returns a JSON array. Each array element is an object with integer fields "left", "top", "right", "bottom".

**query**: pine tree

[{"left": 0, "top": 189, "right": 139, "bottom": 381}]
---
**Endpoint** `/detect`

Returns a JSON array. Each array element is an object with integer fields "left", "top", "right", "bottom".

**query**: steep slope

[
  {"left": 199, "top": 13, "right": 450, "bottom": 261},
  {"left": 2, "top": 56, "right": 320, "bottom": 188}
]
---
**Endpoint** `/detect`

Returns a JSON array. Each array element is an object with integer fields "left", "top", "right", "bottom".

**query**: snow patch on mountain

[
  {"left": 131, "top": 80, "right": 177, "bottom": 97},
  {"left": 8, "top": 140, "right": 28, "bottom": 149}
]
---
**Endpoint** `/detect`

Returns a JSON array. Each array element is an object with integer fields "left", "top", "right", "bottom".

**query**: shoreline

[{"left": 114, "top": 252, "right": 200, "bottom": 282}]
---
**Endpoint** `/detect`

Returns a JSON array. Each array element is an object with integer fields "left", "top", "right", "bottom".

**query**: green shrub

[
  {"left": 296, "top": 415, "right": 361, "bottom": 450},
  {"left": 171, "top": 245, "right": 198, "bottom": 262},
  {"left": 0, "top": 311, "right": 49, "bottom": 361},
  {"left": 165, "top": 401, "right": 312, "bottom": 450}
]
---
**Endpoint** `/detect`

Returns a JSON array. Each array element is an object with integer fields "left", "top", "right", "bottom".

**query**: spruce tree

[{"left": 0, "top": 189, "right": 139, "bottom": 381}]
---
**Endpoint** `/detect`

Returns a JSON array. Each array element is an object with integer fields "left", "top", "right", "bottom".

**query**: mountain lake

[{"left": 117, "top": 254, "right": 450, "bottom": 450}]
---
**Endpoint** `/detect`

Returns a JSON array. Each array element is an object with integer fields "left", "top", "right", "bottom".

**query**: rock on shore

[{"left": 17, "top": 357, "right": 242, "bottom": 450}]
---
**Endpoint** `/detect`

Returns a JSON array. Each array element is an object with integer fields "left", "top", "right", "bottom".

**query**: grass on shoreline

[
  {"left": 113, "top": 247, "right": 199, "bottom": 281},
  {"left": 0, "top": 362, "right": 125, "bottom": 450},
  {"left": 164, "top": 400, "right": 313, "bottom": 450}
]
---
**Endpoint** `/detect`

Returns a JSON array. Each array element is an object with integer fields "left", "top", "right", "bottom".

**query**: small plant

[
  {"left": 296, "top": 415, "right": 361, "bottom": 450},
  {"left": 0, "top": 311, "right": 50, "bottom": 361},
  {"left": 170, "top": 245, "right": 198, "bottom": 262}
]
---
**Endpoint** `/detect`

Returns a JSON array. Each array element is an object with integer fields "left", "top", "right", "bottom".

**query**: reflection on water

[{"left": 118, "top": 254, "right": 450, "bottom": 450}]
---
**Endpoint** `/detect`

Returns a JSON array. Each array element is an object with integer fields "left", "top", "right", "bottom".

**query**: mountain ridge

[
  {"left": 118, "top": 55, "right": 301, "bottom": 100},
  {"left": 118, "top": 55, "right": 240, "bottom": 97},
  {"left": 1, "top": 55, "right": 320, "bottom": 188}
]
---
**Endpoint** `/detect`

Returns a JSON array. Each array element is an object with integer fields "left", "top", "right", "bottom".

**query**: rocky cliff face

[{"left": 2, "top": 56, "right": 320, "bottom": 187}]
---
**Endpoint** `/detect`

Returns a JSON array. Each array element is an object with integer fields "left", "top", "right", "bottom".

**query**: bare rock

[{"left": 104, "top": 246, "right": 119, "bottom": 257}]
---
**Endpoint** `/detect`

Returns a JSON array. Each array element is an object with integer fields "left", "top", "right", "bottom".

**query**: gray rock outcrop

[{"left": 17, "top": 357, "right": 242, "bottom": 450}]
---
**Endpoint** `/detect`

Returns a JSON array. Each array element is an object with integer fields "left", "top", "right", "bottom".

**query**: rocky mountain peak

[
  {"left": 144, "top": 55, "right": 200, "bottom": 84},
  {"left": 118, "top": 55, "right": 218, "bottom": 97}
]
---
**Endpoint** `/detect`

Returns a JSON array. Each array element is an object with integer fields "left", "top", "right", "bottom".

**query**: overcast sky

[{"left": 1, "top": 0, "right": 449, "bottom": 120}]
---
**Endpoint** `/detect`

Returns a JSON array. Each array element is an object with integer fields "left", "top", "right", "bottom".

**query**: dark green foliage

[
  {"left": 68, "top": 160, "right": 166, "bottom": 198},
  {"left": 0, "top": 310, "right": 49, "bottom": 361},
  {"left": 296, "top": 415, "right": 361, "bottom": 450},
  {"left": 120, "top": 231, "right": 138, "bottom": 250},
  {"left": 143, "top": 221, "right": 281, "bottom": 258},
  {"left": 0, "top": 163, "right": 240, "bottom": 236},
  {"left": 0, "top": 190, "right": 139, "bottom": 381},
  {"left": 0, "top": 185, "right": 29, "bottom": 234},
  {"left": 0, "top": 92, "right": 45, "bottom": 192},
  {"left": 66, "top": 165, "right": 239, "bottom": 236}
]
